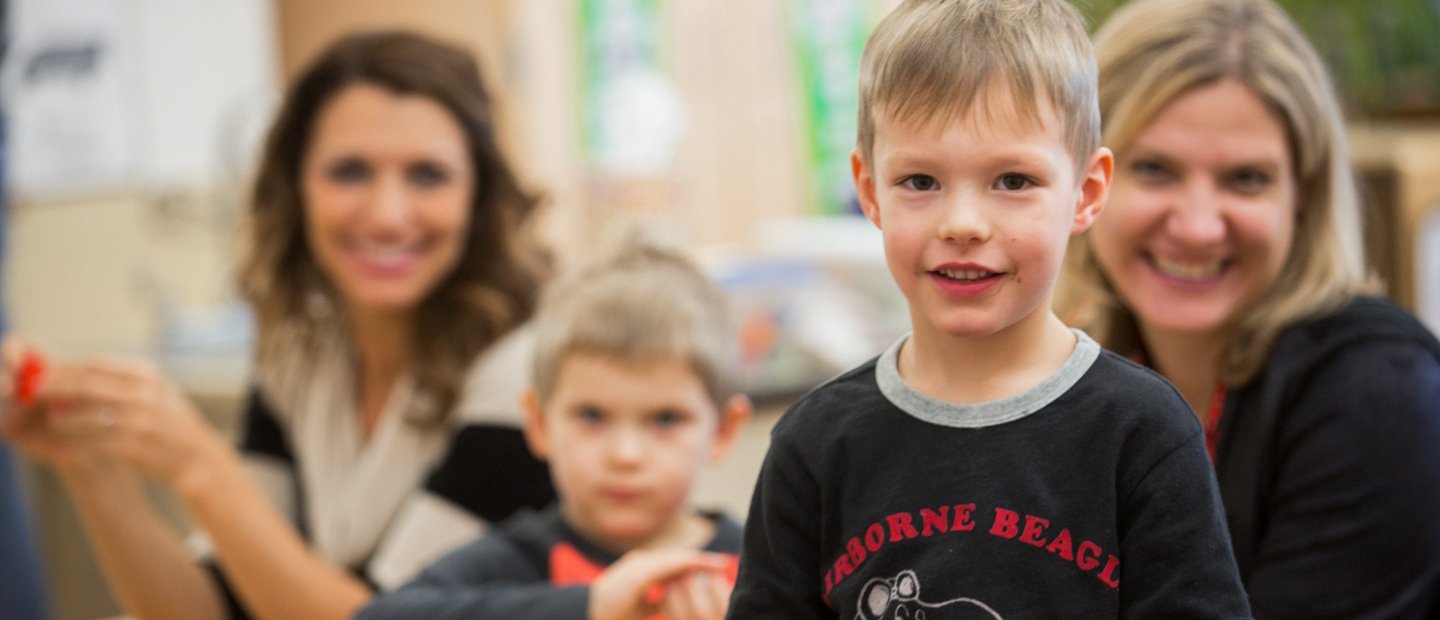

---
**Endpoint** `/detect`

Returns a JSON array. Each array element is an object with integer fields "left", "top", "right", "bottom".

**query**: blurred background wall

[{"left": 3, "top": 1, "right": 1439, "bottom": 618}]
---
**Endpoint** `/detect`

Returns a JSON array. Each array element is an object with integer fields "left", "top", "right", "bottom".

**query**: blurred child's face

[
  {"left": 302, "top": 83, "right": 474, "bottom": 317},
  {"left": 522, "top": 353, "right": 745, "bottom": 553},
  {"left": 853, "top": 83, "right": 1111, "bottom": 345},
  {"left": 1088, "top": 79, "right": 1297, "bottom": 341}
]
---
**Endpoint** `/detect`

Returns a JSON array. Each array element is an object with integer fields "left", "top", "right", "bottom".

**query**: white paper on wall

[
  {"left": 2, "top": 0, "right": 278, "bottom": 200},
  {"left": 1418, "top": 206, "right": 1440, "bottom": 336},
  {"left": 2, "top": 0, "right": 141, "bottom": 197}
]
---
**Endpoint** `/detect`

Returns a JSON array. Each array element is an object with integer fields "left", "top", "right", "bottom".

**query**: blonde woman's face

[
  {"left": 301, "top": 83, "right": 474, "bottom": 316},
  {"left": 1090, "top": 79, "right": 1298, "bottom": 341}
]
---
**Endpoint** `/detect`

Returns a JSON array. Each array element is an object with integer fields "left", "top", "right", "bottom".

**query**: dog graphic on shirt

[{"left": 856, "top": 570, "right": 1003, "bottom": 620}]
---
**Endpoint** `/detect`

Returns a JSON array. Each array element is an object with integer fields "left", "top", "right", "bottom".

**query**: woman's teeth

[
  {"left": 1152, "top": 256, "right": 1224, "bottom": 280},
  {"left": 356, "top": 245, "right": 413, "bottom": 264}
]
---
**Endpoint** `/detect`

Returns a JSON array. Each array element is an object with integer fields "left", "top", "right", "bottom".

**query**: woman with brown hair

[
  {"left": 1061, "top": 0, "right": 1440, "bottom": 616},
  {"left": 2, "top": 31, "right": 553, "bottom": 619}
]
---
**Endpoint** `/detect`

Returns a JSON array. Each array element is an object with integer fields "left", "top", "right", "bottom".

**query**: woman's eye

[
  {"left": 327, "top": 159, "right": 370, "bottom": 183},
  {"left": 994, "top": 173, "right": 1033, "bottom": 191},
  {"left": 1128, "top": 159, "right": 1172, "bottom": 182},
  {"left": 1228, "top": 168, "right": 1272, "bottom": 194},
  {"left": 407, "top": 163, "right": 451, "bottom": 188},
  {"left": 901, "top": 175, "right": 939, "bottom": 191}
]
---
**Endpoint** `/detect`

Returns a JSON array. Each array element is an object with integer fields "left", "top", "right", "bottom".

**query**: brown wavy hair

[{"left": 237, "top": 30, "right": 545, "bottom": 426}]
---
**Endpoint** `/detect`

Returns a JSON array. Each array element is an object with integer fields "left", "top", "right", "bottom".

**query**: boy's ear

[
  {"left": 520, "top": 387, "right": 551, "bottom": 462},
  {"left": 852, "top": 148, "right": 882, "bottom": 229},
  {"left": 1072, "top": 147, "right": 1114, "bottom": 235},
  {"left": 708, "top": 393, "right": 753, "bottom": 464}
]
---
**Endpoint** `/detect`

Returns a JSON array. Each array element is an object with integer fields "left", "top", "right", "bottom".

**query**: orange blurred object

[{"left": 15, "top": 352, "right": 45, "bottom": 407}]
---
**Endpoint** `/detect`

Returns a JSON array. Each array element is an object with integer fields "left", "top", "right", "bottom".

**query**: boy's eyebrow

[{"left": 882, "top": 148, "right": 1059, "bottom": 171}]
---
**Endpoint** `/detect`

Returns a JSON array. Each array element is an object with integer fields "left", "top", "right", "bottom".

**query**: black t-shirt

[{"left": 729, "top": 332, "right": 1250, "bottom": 619}]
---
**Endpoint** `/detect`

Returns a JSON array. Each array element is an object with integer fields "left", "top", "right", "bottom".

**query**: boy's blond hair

[
  {"left": 1056, "top": 0, "right": 1377, "bottom": 386},
  {"left": 857, "top": 0, "right": 1100, "bottom": 168},
  {"left": 531, "top": 245, "right": 740, "bottom": 406}
]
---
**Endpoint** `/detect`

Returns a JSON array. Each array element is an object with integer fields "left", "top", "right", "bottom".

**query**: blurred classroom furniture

[{"left": 1349, "top": 122, "right": 1440, "bottom": 332}]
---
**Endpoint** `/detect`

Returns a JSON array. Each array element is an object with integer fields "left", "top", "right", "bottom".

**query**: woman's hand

[
  {"left": 1, "top": 337, "right": 227, "bottom": 491},
  {"left": 61, "top": 356, "right": 227, "bottom": 495},
  {"left": 1, "top": 338, "right": 110, "bottom": 473}
]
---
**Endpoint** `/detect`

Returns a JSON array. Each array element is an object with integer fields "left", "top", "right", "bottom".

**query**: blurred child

[
  {"left": 727, "top": 0, "right": 1250, "bottom": 617},
  {"left": 359, "top": 245, "right": 752, "bottom": 620}
]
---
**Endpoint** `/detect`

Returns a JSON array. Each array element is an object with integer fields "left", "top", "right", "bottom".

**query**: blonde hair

[
  {"left": 856, "top": 0, "right": 1100, "bottom": 168},
  {"left": 1058, "top": 0, "right": 1375, "bottom": 384},
  {"left": 530, "top": 246, "right": 740, "bottom": 407},
  {"left": 238, "top": 31, "right": 546, "bottom": 426}
]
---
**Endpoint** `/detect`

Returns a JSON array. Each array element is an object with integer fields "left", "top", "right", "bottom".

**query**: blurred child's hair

[
  {"left": 531, "top": 245, "right": 740, "bottom": 407},
  {"left": 856, "top": 0, "right": 1099, "bottom": 169}
]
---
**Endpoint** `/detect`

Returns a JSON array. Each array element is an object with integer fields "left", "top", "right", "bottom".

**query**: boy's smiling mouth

[
  {"left": 934, "top": 267, "right": 999, "bottom": 282},
  {"left": 927, "top": 262, "right": 1005, "bottom": 296}
]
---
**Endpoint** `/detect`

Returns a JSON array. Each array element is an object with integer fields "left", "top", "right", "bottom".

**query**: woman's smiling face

[
  {"left": 301, "top": 83, "right": 474, "bottom": 317},
  {"left": 1090, "top": 78, "right": 1298, "bottom": 340}
]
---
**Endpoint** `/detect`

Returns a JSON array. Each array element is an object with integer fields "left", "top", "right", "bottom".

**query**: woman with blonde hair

[
  {"left": 1062, "top": 0, "right": 1440, "bottom": 615},
  {"left": 2, "top": 31, "right": 553, "bottom": 619}
]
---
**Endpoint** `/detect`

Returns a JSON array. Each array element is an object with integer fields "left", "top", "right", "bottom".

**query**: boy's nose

[
  {"left": 937, "top": 195, "right": 991, "bottom": 244},
  {"left": 606, "top": 428, "right": 646, "bottom": 466}
]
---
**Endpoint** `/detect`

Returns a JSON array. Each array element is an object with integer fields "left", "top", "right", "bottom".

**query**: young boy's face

[
  {"left": 522, "top": 353, "right": 748, "bottom": 553},
  {"left": 853, "top": 84, "right": 1111, "bottom": 344}
]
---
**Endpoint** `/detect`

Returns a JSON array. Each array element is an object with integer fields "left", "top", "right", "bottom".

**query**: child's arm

[
  {"left": 357, "top": 535, "right": 588, "bottom": 619},
  {"left": 359, "top": 582, "right": 591, "bottom": 619},
  {"left": 1117, "top": 431, "right": 1251, "bottom": 619},
  {"left": 359, "top": 539, "right": 730, "bottom": 620},
  {"left": 726, "top": 432, "right": 832, "bottom": 618}
]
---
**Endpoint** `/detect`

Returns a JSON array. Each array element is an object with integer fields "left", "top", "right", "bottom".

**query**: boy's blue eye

[
  {"left": 327, "top": 158, "right": 370, "bottom": 183},
  {"left": 575, "top": 405, "right": 605, "bottom": 425},
  {"left": 901, "top": 175, "right": 939, "bottom": 191},
  {"left": 651, "top": 408, "right": 687, "bottom": 429},
  {"left": 994, "top": 173, "right": 1033, "bottom": 191}
]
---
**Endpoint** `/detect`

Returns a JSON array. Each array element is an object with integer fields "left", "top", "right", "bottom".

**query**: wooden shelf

[{"left": 1348, "top": 121, "right": 1440, "bottom": 310}]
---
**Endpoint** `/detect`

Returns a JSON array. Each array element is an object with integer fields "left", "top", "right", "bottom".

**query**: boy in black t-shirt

[{"left": 727, "top": 1, "right": 1250, "bottom": 617}]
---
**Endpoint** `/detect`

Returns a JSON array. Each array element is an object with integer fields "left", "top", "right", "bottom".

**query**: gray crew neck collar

[{"left": 876, "top": 329, "right": 1100, "bottom": 428}]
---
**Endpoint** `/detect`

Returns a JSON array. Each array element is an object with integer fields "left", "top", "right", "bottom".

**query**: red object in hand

[{"left": 15, "top": 352, "right": 45, "bottom": 406}]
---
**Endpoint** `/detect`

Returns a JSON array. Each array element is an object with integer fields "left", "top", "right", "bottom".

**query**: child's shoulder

[
  {"left": 408, "top": 506, "right": 555, "bottom": 585},
  {"left": 702, "top": 510, "right": 745, "bottom": 555},
  {"left": 1071, "top": 348, "right": 1204, "bottom": 438},
  {"left": 1084, "top": 348, "right": 1189, "bottom": 405},
  {"left": 771, "top": 356, "right": 889, "bottom": 438}
]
